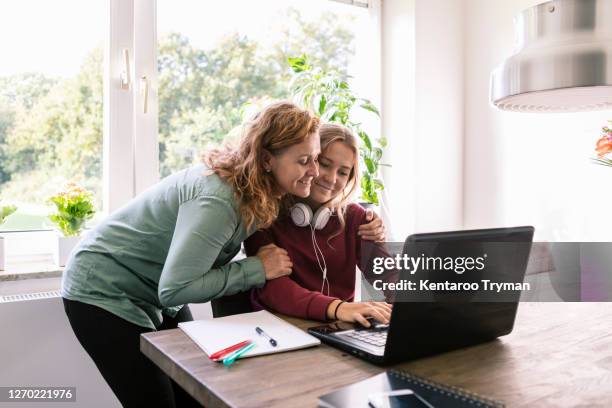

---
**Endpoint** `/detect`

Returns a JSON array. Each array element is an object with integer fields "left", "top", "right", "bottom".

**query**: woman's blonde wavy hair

[{"left": 203, "top": 101, "right": 320, "bottom": 230}]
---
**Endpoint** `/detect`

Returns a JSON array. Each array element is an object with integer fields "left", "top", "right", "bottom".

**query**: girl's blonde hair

[
  {"left": 204, "top": 101, "right": 320, "bottom": 230},
  {"left": 318, "top": 123, "right": 360, "bottom": 240}
]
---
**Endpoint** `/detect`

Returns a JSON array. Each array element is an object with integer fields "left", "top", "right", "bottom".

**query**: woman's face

[
  {"left": 266, "top": 132, "right": 321, "bottom": 198},
  {"left": 308, "top": 141, "right": 355, "bottom": 205}
]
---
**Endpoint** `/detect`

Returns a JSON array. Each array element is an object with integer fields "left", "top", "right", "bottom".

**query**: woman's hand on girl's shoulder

[
  {"left": 256, "top": 244, "right": 293, "bottom": 280},
  {"left": 357, "top": 209, "right": 386, "bottom": 242}
]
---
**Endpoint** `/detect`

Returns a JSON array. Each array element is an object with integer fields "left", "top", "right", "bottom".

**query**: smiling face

[
  {"left": 265, "top": 131, "right": 321, "bottom": 198},
  {"left": 306, "top": 140, "right": 355, "bottom": 208}
]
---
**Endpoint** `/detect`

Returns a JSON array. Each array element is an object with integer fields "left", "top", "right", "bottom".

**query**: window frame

[{"left": 105, "top": 0, "right": 136, "bottom": 213}]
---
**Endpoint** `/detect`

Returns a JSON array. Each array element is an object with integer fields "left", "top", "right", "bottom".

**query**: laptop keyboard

[{"left": 344, "top": 329, "right": 388, "bottom": 347}]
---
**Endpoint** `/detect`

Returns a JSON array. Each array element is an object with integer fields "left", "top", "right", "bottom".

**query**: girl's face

[
  {"left": 266, "top": 132, "right": 321, "bottom": 198},
  {"left": 307, "top": 141, "right": 355, "bottom": 205}
]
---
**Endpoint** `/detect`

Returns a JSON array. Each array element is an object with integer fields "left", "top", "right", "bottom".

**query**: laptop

[{"left": 307, "top": 226, "right": 534, "bottom": 365}]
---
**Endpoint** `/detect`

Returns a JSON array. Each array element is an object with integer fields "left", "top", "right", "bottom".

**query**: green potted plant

[
  {"left": 288, "top": 55, "right": 388, "bottom": 207},
  {"left": 48, "top": 182, "right": 95, "bottom": 267},
  {"left": 0, "top": 205, "right": 17, "bottom": 271}
]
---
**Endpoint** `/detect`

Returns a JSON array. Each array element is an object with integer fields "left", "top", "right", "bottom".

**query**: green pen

[{"left": 223, "top": 342, "right": 256, "bottom": 366}]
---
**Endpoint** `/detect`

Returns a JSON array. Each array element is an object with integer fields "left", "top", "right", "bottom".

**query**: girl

[
  {"left": 61, "top": 101, "right": 320, "bottom": 408},
  {"left": 245, "top": 123, "right": 392, "bottom": 328}
]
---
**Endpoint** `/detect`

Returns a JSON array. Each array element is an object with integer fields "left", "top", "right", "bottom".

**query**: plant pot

[
  {"left": 0, "top": 236, "right": 5, "bottom": 271},
  {"left": 54, "top": 234, "right": 82, "bottom": 267}
]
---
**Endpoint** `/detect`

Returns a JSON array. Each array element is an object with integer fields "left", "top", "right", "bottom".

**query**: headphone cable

[{"left": 310, "top": 223, "right": 329, "bottom": 295}]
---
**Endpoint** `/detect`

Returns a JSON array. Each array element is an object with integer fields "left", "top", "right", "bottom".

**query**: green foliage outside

[
  {"left": 0, "top": 52, "right": 103, "bottom": 207},
  {"left": 157, "top": 8, "right": 355, "bottom": 176},
  {"left": 288, "top": 55, "right": 388, "bottom": 205},
  {"left": 0, "top": 9, "right": 357, "bottom": 229},
  {"left": 47, "top": 183, "right": 95, "bottom": 237}
]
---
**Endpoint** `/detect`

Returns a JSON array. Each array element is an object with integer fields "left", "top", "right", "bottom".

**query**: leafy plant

[
  {"left": 0, "top": 205, "right": 17, "bottom": 225},
  {"left": 288, "top": 55, "right": 388, "bottom": 205},
  {"left": 48, "top": 182, "right": 95, "bottom": 237}
]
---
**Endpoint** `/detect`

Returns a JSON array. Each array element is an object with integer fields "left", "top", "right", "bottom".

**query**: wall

[
  {"left": 463, "top": 0, "right": 541, "bottom": 230},
  {"left": 381, "top": 0, "right": 465, "bottom": 241},
  {"left": 413, "top": 0, "right": 464, "bottom": 233}
]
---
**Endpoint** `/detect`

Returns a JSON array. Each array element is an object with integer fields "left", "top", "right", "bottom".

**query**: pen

[
  {"left": 222, "top": 342, "right": 256, "bottom": 366},
  {"left": 209, "top": 340, "right": 252, "bottom": 361},
  {"left": 255, "top": 326, "right": 277, "bottom": 347}
]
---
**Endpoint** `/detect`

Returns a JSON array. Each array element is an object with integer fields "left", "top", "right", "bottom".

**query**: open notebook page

[{"left": 178, "top": 310, "right": 320, "bottom": 358}]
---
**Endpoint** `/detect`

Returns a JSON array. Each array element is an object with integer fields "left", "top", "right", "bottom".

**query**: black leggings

[{"left": 63, "top": 298, "right": 202, "bottom": 408}]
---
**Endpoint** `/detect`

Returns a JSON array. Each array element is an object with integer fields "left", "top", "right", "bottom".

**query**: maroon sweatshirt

[{"left": 244, "top": 204, "right": 381, "bottom": 321}]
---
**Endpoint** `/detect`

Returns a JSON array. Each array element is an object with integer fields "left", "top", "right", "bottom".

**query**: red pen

[{"left": 209, "top": 340, "right": 252, "bottom": 361}]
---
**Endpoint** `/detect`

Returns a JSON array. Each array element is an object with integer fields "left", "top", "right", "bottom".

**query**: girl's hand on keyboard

[{"left": 330, "top": 301, "right": 392, "bottom": 327}]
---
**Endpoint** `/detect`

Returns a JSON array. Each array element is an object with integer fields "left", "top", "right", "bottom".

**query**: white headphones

[
  {"left": 290, "top": 203, "right": 331, "bottom": 230},
  {"left": 290, "top": 203, "right": 331, "bottom": 295}
]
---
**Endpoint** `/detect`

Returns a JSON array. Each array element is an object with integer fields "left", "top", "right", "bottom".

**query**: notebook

[
  {"left": 178, "top": 310, "right": 320, "bottom": 358},
  {"left": 318, "top": 370, "right": 504, "bottom": 408}
]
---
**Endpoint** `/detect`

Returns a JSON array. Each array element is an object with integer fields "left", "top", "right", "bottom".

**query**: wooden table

[{"left": 140, "top": 303, "right": 612, "bottom": 407}]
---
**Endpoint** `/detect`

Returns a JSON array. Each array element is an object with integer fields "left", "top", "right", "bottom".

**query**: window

[
  {"left": 0, "top": 0, "right": 380, "bottom": 265},
  {"left": 157, "top": 0, "right": 378, "bottom": 175},
  {"left": 0, "top": 0, "right": 106, "bottom": 232}
]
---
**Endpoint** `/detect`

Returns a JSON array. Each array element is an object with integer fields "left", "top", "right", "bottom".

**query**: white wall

[
  {"left": 463, "top": 0, "right": 541, "bottom": 230},
  {"left": 413, "top": 0, "right": 464, "bottom": 233},
  {"left": 382, "top": 0, "right": 464, "bottom": 240}
]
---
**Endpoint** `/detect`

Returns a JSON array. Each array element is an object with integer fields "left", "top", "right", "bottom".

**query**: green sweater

[{"left": 61, "top": 164, "right": 266, "bottom": 329}]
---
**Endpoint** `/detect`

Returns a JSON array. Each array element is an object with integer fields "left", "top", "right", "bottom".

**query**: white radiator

[
  {"left": 0, "top": 291, "right": 212, "bottom": 408},
  {"left": 0, "top": 297, "right": 121, "bottom": 408},
  {"left": 0, "top": 290, "right": 61, "bottom": 303}
]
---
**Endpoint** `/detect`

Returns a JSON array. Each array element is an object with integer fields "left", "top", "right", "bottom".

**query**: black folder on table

[{"left": 318, "top": 370, "right": 504, "bottom": 408}]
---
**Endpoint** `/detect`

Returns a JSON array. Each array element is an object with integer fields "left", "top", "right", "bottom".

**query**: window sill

[{"left": 0, "top": 254, "right": 63, "bottom": 282}]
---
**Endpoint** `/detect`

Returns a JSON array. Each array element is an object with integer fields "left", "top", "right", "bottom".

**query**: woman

[
  {"left": 61, "top": 101, "right": 322, "bottom": 408},
  {"left": 245, "top": 123, "right": 393, "bottom": 328}
]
